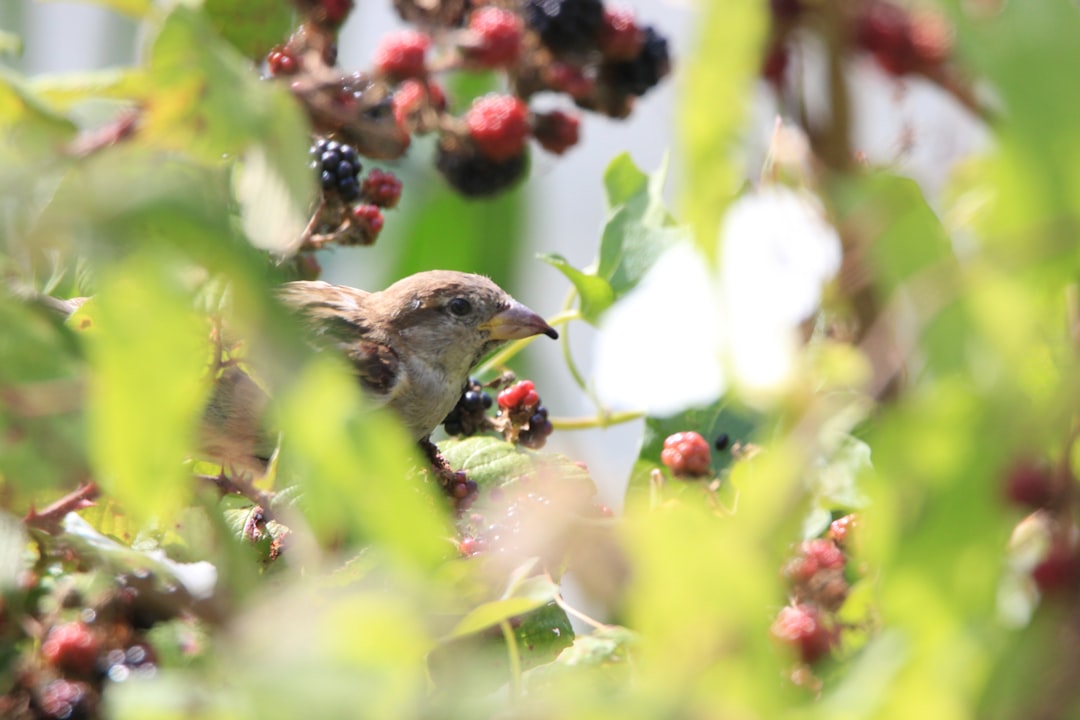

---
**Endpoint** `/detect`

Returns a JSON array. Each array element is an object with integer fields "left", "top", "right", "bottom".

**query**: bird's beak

[{"left": 485, "top": 301, "right": 559, "bottom": 341}]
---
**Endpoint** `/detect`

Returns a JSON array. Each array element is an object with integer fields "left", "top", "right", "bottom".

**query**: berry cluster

[
  {"left": 1, "top": 568, "right": 182, "bottom": 720},
  {"left": 1003, "top": 457, "right": 1080, "bottom": 597},
  {"left": 660, "top": 431, "right": 712, "bottom": 478},
  {"left": 442, "top": 377, "right": 555, "bottom": 450},
  {"left": 771, "top": 520, "right": 858, "bottom": 673},
  {"left": 497, "top": 380, "right": 554, "bottom": 449},
  {"left": 293, "top": 138, "right": 405, "bottom": 264},
  {"left": 762, "top": 0, "right": 954, "bottom": 89},
  {"left": 267, "top": 0, "right": 672, "bottom": 203},
  {"left": 443, "top": 377, "right": 494, "bottom": 437}
]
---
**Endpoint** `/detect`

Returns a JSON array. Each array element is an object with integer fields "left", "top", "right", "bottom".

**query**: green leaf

[
  {"left": 678, "top": 0, "right": 768, "bottom": 258},
  {"left": 538, "top": 253, "right": 614, "bottom": 325},
  {"left": 0, "top": 68, "right": 78, "bottom": 170},
  {"left": 595, "top": 154, "right": 689, "bottom": 299},
  {"left": 204, "top": 0, "right": 294, "bottom": 60},
  {"left": 0, "top": 30, "right": 22, "bottom": 58},
  {"left": 28, "top": 68, "right": 149, "bottom": 109},
  {"left": 438, "top": 435, "right": 594, "bottom": 492}
]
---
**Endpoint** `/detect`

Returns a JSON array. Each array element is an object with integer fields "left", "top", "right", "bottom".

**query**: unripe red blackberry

[
  {"left": 295, "top": 253, "right": 322, "bottom": 280},
  {"left": 350, "top": 204, "right": 385, "bottom": 244},
  {"left": 770, "top": 604, "right": 837, "bottom": 664},
  {"left": 361, "top": 168, "right": 404, "bottom": 208},
  {"left": 373, "top": 30, "right": 431, "bottom": 79},
  {"left": 544, "top": 62, "right": 594, "bottom": 99},
  {"left": 38, "top": 679, "right": 93, "bottom": 720},
  {"left": 660, "top": 431, "right": 711, "bottom": 478},
  {"left": 267, "top": 46, "right": 300, "bottom": 76},
  {"left": 466, "top": 95, "right": 531, "bottom": 162},
  {"left": 464, "top": 7, "right": 524, "bottom": 68},
  {"left": 598, "top": 7, "right": 644, "bottom": 61},
  {"left": 1033, "top": 542, "right": 1080, "bottom": 596},
  {"left": 392, "top": 79, "right": 447, "bottom": 132},
  {"left": 436, "top": 138, "right": 527, "bottom": 197},
  {"left": 1004, "top": 459, "right": 1057, "bottom": 509},
  {"left": 532, "top": 110, "right": 581, "bottom": 155},
  {"left": 42, "top": 622, "right": 100, "bottom": 676},
  {"left": 498, "top": 380, "right": 539, "bottom": 411}
]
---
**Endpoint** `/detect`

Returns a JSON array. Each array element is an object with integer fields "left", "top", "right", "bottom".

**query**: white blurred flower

[
  {"left": 720, "top": 187, "right": 842, "bottom": 399},
  {"left": 591, "top": 187, "right": 841, "bottom": 415},
  {"left": 593, "top": 243, "right": 725, "bottom": 416}
]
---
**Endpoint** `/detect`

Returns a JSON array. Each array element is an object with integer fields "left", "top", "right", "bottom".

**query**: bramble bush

[{"left": 2, "top": 0, "right": 1080, "bottom": 717}]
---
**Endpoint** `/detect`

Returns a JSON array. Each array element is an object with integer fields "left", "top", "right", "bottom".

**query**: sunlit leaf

[
  {"left": 537, "top": 253, "right": 614, "bottom": 325},
  {"left": 204, "top": 0, "right": 294, "bottom": 60}
]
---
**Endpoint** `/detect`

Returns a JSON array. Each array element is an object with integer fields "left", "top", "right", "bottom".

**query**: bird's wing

[{"left": 276, "top": 281, "right": 402, "bottom": 401}]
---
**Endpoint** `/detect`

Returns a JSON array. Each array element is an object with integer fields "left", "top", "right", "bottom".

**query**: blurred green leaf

[
  {"left": 276, "top": 357, "right": 452, "bottom": 567},
  {"left": 204, "top": 0, "right": 294, "bottom": 60},
  {"left": 448, "top": 574, "right": 558, "bottom": 639},
  {"left": 28, "top": 68, "right": 149, "bottom": 109},
  {"left": 678, "top": 0, "right": 767, "bottom": 258},
  {"left": 85, "top": 250, "right": 211, "bottom": 524},
  {"left": 537, "top": 253, "right": 614, "bottom": 325},
  {"left": 45, "top": 0, "right": 151, "bottom": 18},
  {"left": 0, "top": 30, "right": 22, "bottom": 58}
]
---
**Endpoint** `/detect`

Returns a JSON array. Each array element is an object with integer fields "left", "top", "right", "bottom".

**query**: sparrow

[{"left": 201, "top": 270, "right": 558, "bottom": 472}]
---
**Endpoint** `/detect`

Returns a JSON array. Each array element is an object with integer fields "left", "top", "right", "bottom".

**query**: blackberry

[
  {"left": 312, "top": 138, "right": 362, "bottom": 201},
  {"left": 524, "top": 0, "right": 604, "bottom": 54},
  {"left": 436, "top": 139, "right": 527, "bottom": 197},
  {"left": 519, "top": 405, "right": 553, "bottom": 449},
  {"left": 606, "top": 25, "right": 670, "bottom": 97},
  {"left": 443, "top": 378, "right": 493, "bottom": 436}
]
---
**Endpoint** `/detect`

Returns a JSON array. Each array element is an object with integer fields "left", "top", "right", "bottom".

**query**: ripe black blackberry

[
  {"left": 607, "top": 25, "right": 670, "bottom": 96},
  {"left": 518, "top": 405, "right": 553, "bottom": 449},
  {"left": 436, "top": 139, "right": 527, "bottom": 197},
  {"left": 312, "top": 138, "right": 362, "bottom": 201},
  {"left": 443, "top": 378, "right": 494, "bottom": 436},
  {"left": 524, "top": 0, "right": 604, "bottom": 54}
]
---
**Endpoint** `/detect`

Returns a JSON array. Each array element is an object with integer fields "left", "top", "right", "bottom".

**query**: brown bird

[{"left": 201, "top": 270, "right": 558, "bottom": 472}]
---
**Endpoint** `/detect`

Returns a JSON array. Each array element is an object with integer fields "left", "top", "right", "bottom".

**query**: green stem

[
  {"left": 551, "top": 410, "right": 645, "bottom": 430},
  {"left": 477, "top": 309, "right": 581, "bottom": 375},
  {"left": 500, "top": 619, "right": 522, "bottom": 699}
]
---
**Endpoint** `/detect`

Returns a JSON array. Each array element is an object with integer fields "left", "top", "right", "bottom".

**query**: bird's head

[{"left": 380, "top": 271, "right": 557, "bottom": 370}]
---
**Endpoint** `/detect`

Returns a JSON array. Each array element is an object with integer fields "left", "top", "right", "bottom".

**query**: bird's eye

[{"left": 448, "top": 297, "right": 473, "bottom": 317}]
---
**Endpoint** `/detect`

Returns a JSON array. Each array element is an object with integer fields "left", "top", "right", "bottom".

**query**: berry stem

[
  {"left": 550, "top": 410, "right": 645, "bottom": 430},
  {"left": 499, "top": 618, "right": 523, "bottom": 700},
  {"left": 476, "top": 309, "right": 580, "bottom": 373}
]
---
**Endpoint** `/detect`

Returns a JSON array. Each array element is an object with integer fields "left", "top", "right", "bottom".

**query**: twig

[{"left": 24, "top": 483, "right": 99, "bottom": 534}]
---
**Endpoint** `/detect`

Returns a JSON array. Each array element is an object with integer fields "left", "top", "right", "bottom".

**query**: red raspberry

[
  {"left": 532, "top": 110, "right": 581, "bottom": 155},
  {"left": 660, "top": 431, "right": 711, "bottom": 478},
  {"left": 598, "top": 7, "right": 644, "bottom": 61},
  {"left": 351, "top": 204, "right": 385, "bottom": 243},
  {"left": 771, "top": 604, "right": 837, "bottom": 664},
  {"left": 465, "top": 7, "right": 524, "bottom": 68},
  {"left": 41, "top": 622, "right": 100, "bottom": 676},
  {"left": 466, "top": 95, "right": 530, "bottom": 162},
  {"left": 373, "top": 30, "right": 431, "bottom": 79},
  {"left": 267, "top": 46, "right": 300, "bottom": 76},
  {"left": 1004, "top": 459, "right": 1056, "bottom": 509},
  {"left": 498, "top": 380, "right": 538, "bottom": 410},
  {"left": 361, "top": 168, "right": 403, "bottom": 208},
  {"left": 828, "top": 514, "right": 858, "bottom": 545}
]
